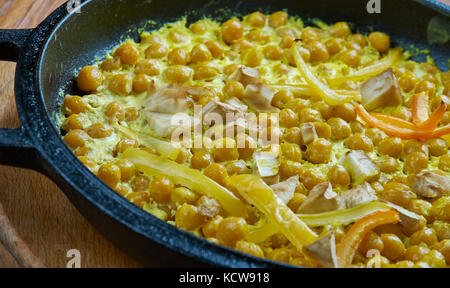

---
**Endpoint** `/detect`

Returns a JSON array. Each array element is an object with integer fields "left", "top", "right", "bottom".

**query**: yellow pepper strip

[
  {"left": 336, "top": 210, "right": 399, "bottom": 268},
  {"left": 411, "top": 91, "right": 430, "bottom": 126},
  {"left": 122, "top": 148, "right": 247, "bottom": 217},
  {"left": 291, "top": 44, "right": 352, "bottom": 105},
  {"left": 115, "top": 124, "right": 181, "bottom": 160},
  {"left": 328, "top": 48, "right": 402, "bottom": 87},
  {"left": 227, "top": 175, "right": 318, "bottom": 249},
  {"left": 246, "top": 201, "right": 392, "bottom": 243},
  {"left": 267, "top": 83, "right": 361, "bottom": 101}
]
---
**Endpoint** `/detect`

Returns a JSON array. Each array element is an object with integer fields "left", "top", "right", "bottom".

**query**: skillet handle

[{"left": 0, "top": 28, "right": 40, "bottom": 170}]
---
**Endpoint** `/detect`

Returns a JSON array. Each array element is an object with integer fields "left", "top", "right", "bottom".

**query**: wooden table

[{"left": 0, "top": 0, "right": 449, "bottom": 268}]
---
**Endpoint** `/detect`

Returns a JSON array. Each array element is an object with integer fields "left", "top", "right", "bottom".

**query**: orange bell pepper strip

[
  {"left": 417, "top": 101, "right": 448, "bottom": 131},
  {"left": 370, "top": 113, "right": 418, "bottom": 130},
  {"left": 336, "top": 210, "right": 399, "bottom": 268},
  {"left": 356, "top": 105, "right": 450, "bottom": 140},
  {"left": 411, "top": 91, "right": 430, "bottom": 125}
]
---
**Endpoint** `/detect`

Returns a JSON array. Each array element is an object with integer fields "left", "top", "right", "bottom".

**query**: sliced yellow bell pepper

[
  {"left": 122, "top": 148, "right": 247, "bottom": 217},
  {"left": 227, "top": 175, "right": 318, "bottom": 249}
]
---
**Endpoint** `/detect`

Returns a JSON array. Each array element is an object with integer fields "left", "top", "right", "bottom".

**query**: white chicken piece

[
  {"left": 142, "top": 85, "right": 192, "bottom": 114},
  {"left": 303, "top": 232, "right": 338, "bottom": 268},
  {"left": 340, "top": 150, "right": 380, "bottom": 185},
  {"left": 300, "top": 123, "right": 318, "bottom": 144},
  {"left": 253, "top": 145, "right": 280, "bottom": 178},
  {"left": 229, "top": 66, "right": 261, "bottom": 87},
  {"left": 298, "top": 182, "right": 342, "bottom": 214},
  {"left": 243, "top": 83, "right": 279, "bottom": 113},
  {"left": 270, "top": 176, "right": 299, "bottom": 204},
  {"left": 411, "top": 171, "right": 450, "bottom": 198},
  {"left": 340, "top": 182, "right": 377, "bottom": 209},
  {"left": 360, "top": 68, "right": 403, "bottom": 111},
  {"left": 145, "top": 112, "right": 192, "bottom": 138}
]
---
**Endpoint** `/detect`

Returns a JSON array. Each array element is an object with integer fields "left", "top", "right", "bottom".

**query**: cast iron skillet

[{"left": 0, "top": 0, "right": 449, "bottom": 267}]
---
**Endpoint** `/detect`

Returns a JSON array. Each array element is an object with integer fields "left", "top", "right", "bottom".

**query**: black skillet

[{"left": 0, "top": 0, "right": 449, "bottom": 267}]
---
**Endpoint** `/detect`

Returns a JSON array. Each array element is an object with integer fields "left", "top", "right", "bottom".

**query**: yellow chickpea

[
  {"left": 324, "top": 38, "right": 343, "bottom": 55},
  {"left": 115, "top": 159, "right": 136, "bottom": 182},
  {"left": 190, "top": 44, "right": 212, "bottom": 64},
  {"left": 216, "top": 217, "right": 248, "bottom": 246},
  {"left": 203, "top": 163, "right": 228, "bottom": 186},
  {"left": 243, "top": 48, "right": 263, "bottom": 67},
  {"left": 410, "top": 228, "right": 438, "bottom": 246},
  {"left": 365, "top": 128, "right": 387, "bottom": 145},
  {"left": 78, "top": 156, "right": 95, "bottom": 171},
  {"left": 101, "top": 56, "right": 121, "bottom": 71},
  {"left": 381, "top": 182, "right": 416, "bottom": 208},
  {"left": 193, "top": 63, "right": 220, "bottom": 80},
  {"left": 191, "top": 150, "right": 213, "bottom": 170},
  {"left": 130, "top": 175, "right": 150, "bottom": 192},
  {"left": 212, "top": 137, "right": 239, "bottom": 162},
  {"left": 164, "top": 65, "right": 193, "bottom": 83},
  {"left": 328, "top": 117, "right": 351, "bottom": 140},
  {"left": 328, "top": 164, "right": 350, "bottom": 186},
  {"left": 235, "top": 240, "right": 264, "bottom": 257},
  {"left": 431, "top": 196, "right": 450, "bottom": 222},
  {"left": 189, "top": 21, "right": 207, "bottom": 34},
  {"left": 306, "top": 138, "right": 332, "bottom": 164},
  {"left": 245, "top": 30, "right": 270, "bottom": 43},
  {"left": 145, "top": 42, "right": 168, "bottom": 58},
  {"left": 98, "top": 163, "right": 121, "bottom": 189},
  {"left": 77, "top": 66, "right": 104, "bottom": 92},
  {"left": 114, "top": 43, "right": 140, "bottom": 65},
  {"left": 350, "top": 33, "right": 368, "bottom": 47},
  {"left": 398, "top": 73, "right": 417, "bottom": 92},
  {"left": 434, "top": 240, "right": 450, "bottom": 265},
  {"left": 280, "top": 34, "right": 295, "bottom": 49},
  {"left": 298, "top": 107, "right": 323, "bottom": 123},
  {"left": 404, "top": 140, "right": 429, "bottom": 156},
  {"left": 105, "top": 101, "right": 125, "bottom": 122},
  {"left": 415, "top": 79, "right": 436, "bottom": 97},
  {"left": 86, "top": 123, "right": 112, "bottom": 139},
  {"left": 202, "top": 215, "right": 223, "bottom": 238},
  {"left": 150, "top": 175, "right": 174, "bottom": 203},
  {"left": 204, "top": 41, "right": 224, "bottom": 59},
  {"left": 222, "top": 18, "right": 244, "bottom": 45},
  {"left": 175, "top": 204, "right": 205, "bottom": 231},
  {"left": 358, "top": 231, "right": 384, "bottom": 256},
  {"left": 271, "top": 90, "right": 294, "bottom": 109},
  {"left": 333, "top": 103, "right": 356, "bottom": 122},
  {"left": 329, "top": 22, "right": 351, "bottom": 38},
  {"left": 62, "top": 114, "right": 85, "bottom": 131},
  {"left": 279, "top": 108, "right": 299, "bottom": 128},
  {"left": 223, "top": 81, "right": 244, "bottom": 100},
  {"left": 305, "top": 41, "right": 329, "bottom": 63},
  {"left": 378, "top": 137, "right": 403, "bottom": 158},
  {"left": 108, "top": 74, "right": 133, "bottom": 95},
  {"left": 300, "top": 170, "right": 326, "bottom": 190},
  {"left": 301, "top": 28, "right": 321, "bottom": 43},
  {"left": 269, "top": 11, "right": 288, "bottom": 28},
  {"left": 115, "top": 138, "right": 138, "bottom": 154},
  {"left": 263, "top": 45, "right": 284, "bottom": 60},
  {"left": 313, "top": 122, "right": 332, "bottom": 139},
  {"left": 64, "top": 129, "right": 89, "bottom": 148},
  {"left": 376, "top": 156, "right": 399, "bottom": 174},
  {"left": 340, "top": 49, "right": 361, "bottom": 68},
  {"left": 404, "top": 152, "right": 428, "bottom": 174},
  {"left": 283, "top": 127, "right": 302, "bottom": 145},
  {"left": 345, "top": 133, "right": 374, "bottom": 152},
  {"left": 247, "top": 12, "right": 266, "bottom": 27},
  {"left": 404, "top": 245, "right": 430, "bottom": 262},
  {"left": 380, "top": 233, "right": 406, "bottom": 261},
  {"left": 279, "top": 160, "right": 303, "bottom": 180},
  {"left": 126, "top": 191, "right": 150, "bottom": 208},
  {"left": 135, "top": 59, "right": 160, "bottom": 76},
  {"left": 133, "top": 74, "right": 154, "bottom": 93},
  {"left": 236, "top": 134, "right": 257, "bottom": 159},
  {"left": 426, "top": 138, "right": 448, "bottom": 157},
  {"left": 368, "top": 32, "right": 390, "bottom": 53},
  {"left": 439, "top": 154, "right": 450, "bottom": 171},
  {"left": 171, "top": 187, "right": 198, "bottom": 206},
  {"left": 281, "top": 142, "right": 302, "bottom": 162}
]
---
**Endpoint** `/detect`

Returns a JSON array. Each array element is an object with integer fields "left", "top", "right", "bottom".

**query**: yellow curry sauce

[{"left": 58, "top": 11, "right": 450, "bottom": 268}]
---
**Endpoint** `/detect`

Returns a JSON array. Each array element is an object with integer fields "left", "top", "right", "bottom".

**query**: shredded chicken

[
  {"left": 300, "top": 123, "right": 318, "bottom": 144},
  {"left": 359, "top": 68, "right": 403, "bottom": 111},
  {"left": 298, "top": 182, "right": 341, "bottom": 214},
  {"left": 142, "top": 85, "right": 192, "bottom": 114},
  {"left": 145, "top": 112, "right": 192, "bottom": 138},
  {"left": 340, "top": 182, "right": 377, "bottom": 209},
  {"left": 340, "top": 150, "right": 380, "bottom": 185},
  {"left": 229, "top": 66, "right": 261, "bottom": 87},
  {"left": 303, "top": 232, "right": 338, "bottom": 268},
  {"left": 253, "top": 145, "right": 280, "bottom": 178},
  {"left": 243, "top": 83, "right": 279, "bottom": 113},
  {"left": 411, "top": 171, "right": 450, "bottom": 198},
  {"left": 270, "top": 176, "right": 299, "bottom": 204}
]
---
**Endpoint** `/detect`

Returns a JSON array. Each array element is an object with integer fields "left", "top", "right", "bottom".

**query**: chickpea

[
  {"left": 313, "top": 122, "right": 332, "bottom": 139},
  {"left": 285, "top": 46, "right": 310, "bottom": 66},
  {"left": 189, "top": 21, "right": 206, "bottom": 34},
  {"left": 204, "top": 41, "right": 224, "bottom": 59},
  {"left": 301, "top": 169, "right": 326, "bottom": 190},
  {"left": 368, "top": 32, "right": 390, "bottom": 53},
  {"left": 380, "top": 233, "right": 406, "bottom": 261},
  {"left": 298, "top": 107, "right": 322, "bottom": 123},
  {"left": 305, "top": 41, "right": 329, "bottom": 63},
  {"left": 286, "top": 98, "right": 311, "bottom": 114},
  {"left": 216, "top": 217, "right": 248, "bottom": 246},
  {"left": 333, "top": 103, "right": 356, "bottom": 122},
  {"left": 439, "top": 154, "right": 450, "bottom": 171},
  {"left": 431, "top": 196, "right": 450, "bottom": 222},
  {"left": 115, "top": 138, "right": 138, "bottom": 154},
  {"left": 225, "top": 160, "right": 249, "bottom": 176},
  {"left": 247, "top": 12, "right": 266, "bottom": 27},
  {"left": 175, "top": 204, "right": 205, "bottom": 231},
  {"left": 404, "top": 245, "right": 430, "bottom": 262},
  {"left": 193, "top": 63, "right": 220, "bottom": 80},
  {"left": 108, "top": 74, "right": 132, "bottom": 95},
  {"left": 134, "top": 59, "right": 160, "bottom": 76},
  {"left": 306, "top": 138, "right": 332, "bottom": 164},
  {"left": 235, "top": 240, "right": 264, "bottom": 257},
  {"left": 114, "top": 159, "right": 136, "bottom": 182},
  {"left": 98, "top": 163, "right": 121, "bottom": 188},
  {"left": 150, "top": 175, "right": 174, "bottom": 203},
  {"left": 269, "top": 11, "right": 288, "bottom": 28},
  {"left": 279, "top": 108, "right": 299, "bottom": 128},
  {"left": 232, "top": 38, "right": 254, "bottom": 51},
  {"left": 133, "top": 74, "right": 154, "bottom": 93},
  {"left": 410, "top": 228, "right": 438, "bottom": 246},
  {"left": 243, "top": 48, "right": 263, "bottom": 67},
  {"left": 311, "top": 102, "right": 333, "bottom": 120},
  {"left": 114, "top": 43, "right": 140, "bottom": 65},
  {"left": 280, "top": 34, "right": 295, "bottom": 49},
  {"left": 391, "top": 106, "right": 412, "bottom": 121},
  {"left": 126, "top": 191, "right": 150, "bottom": 208},
  {"left": 287, "top": 193, "right": 307, "bottom": 212},
  {"left": 212, "top": 137, "right": 239, "bottom": 162},
  {"left": 164, "top": 65, "right": 193, "bottom": 83},
  {"left": 236, "top": 134, "right": 257, "bottom": 159},
  {"left": 101, "top": 57, "right": 121, "bottom": 71},
  {"left": 77, "top": 66, "right": 104, "bottom": 92},
  {"left": 408, "top": 199, "right": 432, "bottom": 222},
  {"left": 301, "top": 28, "right": 321, "bottom": 43},
  {"left": 202, "top": 215, "right": 223, "bottom": 238},
  {"left": 340, "top": 49, "right": 361, "bottom": 68},
  {"left": 104, "top": 101, "right": 125, "bottom": 122},
  {"left": 426, "top": 138, "right": 448, "bottom": 157},
  {"left": 415, "top": 80, "right": 435, "bottom": 97},
  {"left": 328, "top": 165, "right": 350, "bottom": 187},
  {"left": 279, "top": 160, "right": 303, "bottom": 180},
  {"left": 378, "top": 137, "right": 403, "bottom": 158},
  {"left": 145, "top": 42, "right": 168, "bottom": 58},
  {"left": 222, "top": 18, "right": 244, "bottom": 44},
  {"left": 325, "top": 38, "right": 343, "bottom": 55},
  {"left": 169, "top": 187, "right": 197, "bottom": 207},
  {"left": 190, "top": 44, "right": 212, "bottom": 64},
  {"left": 420, "top": 250, "right": 447, "bottom": 268},
  {"left": 434, "top": 240, "right": 450, "bottom": 265},
  {"left": 329, "top": 22, "right": 351, "bottom": 38},
  {"left": 283, "top": 127, "right": 302, "bottom": 145},
  {"left": 281, "top": 142, "right": 302, "bottom": 162},
  {"left": 381, "top": 182, "right": 416, "bottom": 208},
  {"left": 131, "top": 175, "right": 150, "bottom": 192},
  {"left": 273, "top": 63, "right": 291, "bottom": 76},
  {"left": 263, "top": 45, "right": 284, "bottom": 60},
  {"left": 223, "top": 81, "right": 245, "bottom": 100},
  {"left": 365, "top": 128, "right": 387, "bottom": 145},
  {"left": 62, "top": 114, "right": 85, "bottom": 131},
  {"left": 246, "top": 30, "right": 270, "bottom": 43},
  {"left": 350, "top": 33, "right": 368, "bottom": 47},
  {"left": 358, "top": 231, "right": 384, "bottom": 256},
  {"left": 123, "top": 107, "right": 139, "bottom": 122},
  {"left": 398, "top": 73, "right": 417, "bottom": 92},
  {"left": 404, "top": 152, "right": 428, "bottom": 174},
  {"left": 204, "top": 163, "right": 228, "bottom": 186},
  {"left": 404, "top": 140, "right": 429, "bottom": 156},
  {"left": 345, "top": 133, "right": 374, "bottom": 152},
  {"left": 191, "top": 150, "right": 213, "bottom": 169},
  {"left": 64, "top": 129, "right": 89, "bottom": 148},
  {"left": 328, "top": 117, "right": 351, "bottom": 140},
  {"left": 78, "top": 156, "right": 95, "bottom": 171},
  {"left": 86, "top": 123, "right": 112, "bottom": 139},
  {"left": 376, "top": 156, "right": 399, "bottom": 173}
]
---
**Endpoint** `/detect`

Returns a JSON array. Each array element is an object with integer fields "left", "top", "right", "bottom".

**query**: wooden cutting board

[{"left": 0, "top": 0, "right": 449, "bottom": 268}]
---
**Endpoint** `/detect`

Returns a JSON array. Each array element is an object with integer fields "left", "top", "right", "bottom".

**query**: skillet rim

[{"left": 12, "top": 0, "right": 450, "bottom": 268}]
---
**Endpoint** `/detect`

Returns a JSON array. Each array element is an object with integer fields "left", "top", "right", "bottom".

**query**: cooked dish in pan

[{"left": 57, "top": 11, "right": 450, "bottom": 267}]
